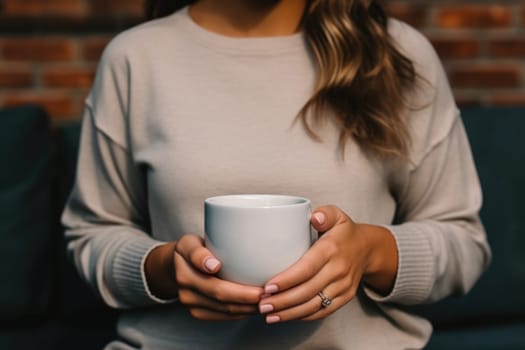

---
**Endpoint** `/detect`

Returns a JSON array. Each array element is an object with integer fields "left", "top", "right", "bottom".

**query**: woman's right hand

[{"left": 175, "top": 234, "right": 265, "bottom": 320}]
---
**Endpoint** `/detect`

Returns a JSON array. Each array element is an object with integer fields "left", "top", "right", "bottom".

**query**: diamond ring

[{"left": 318, "top": 291, "right": 332, "bottom": 308}]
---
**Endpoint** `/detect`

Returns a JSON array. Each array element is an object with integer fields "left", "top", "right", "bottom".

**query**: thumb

[
  {"left": 176, "top": 234, "right": 221, "bottom": 274},
  {"left": 202, "top": 256, "right": 221, "bottom": 274},
  {"left": 310, "top": 205, "right": 345, "bottom": 234}
]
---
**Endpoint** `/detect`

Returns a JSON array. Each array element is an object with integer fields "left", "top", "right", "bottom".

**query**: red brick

[
  {"left": 1, "top": 38, "right": 76, "bottom": 62},
  {"left": 2, "top": 0, "right": 88, "bottom": 17},
  {"left": 89, "top": 0, "right": 144, "bottom": 17},
  {"left": 489, "top": 39, "right": 525, "bottom": 58},
  {"left": 82, "top": 37, "right": 112, "bottom": 62},
  {"left": 437, "top": 6, "right": 512, "bottom": 28},
  {"left": 43, "top": 67, "right": 95, "bottom": 88},
  {"left": 431, "top": 38, "right": 480, "bottom": 59},
  {"left": 492, "top": 94, "right": 525, "bottom": 106},
  {"left": 2, "top": 94, "right": 80, "bottom": 120},
  {"left": 385, "top": 3, "right": 428, "bottom": 28},
  {"left": 0, "top": 69, "right": 33, "bottom": 88},
  {"left": 450, "top": 65, "right": 521, "bottom": 89}
]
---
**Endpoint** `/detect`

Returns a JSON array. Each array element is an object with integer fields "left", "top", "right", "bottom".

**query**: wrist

[
  {"left": 145, "top": 242, "right": 178, "bottom": 300},
  {"left": 359, "top": 224, "right": 399, "bottom": 295}
]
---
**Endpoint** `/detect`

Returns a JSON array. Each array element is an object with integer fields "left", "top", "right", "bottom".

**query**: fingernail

[
  {"left": 204, "top": 257, "right": 220, "bottom": 272},
  {"left": 264, "top": 284, "right": 279, "bottom": 294},
  {"left": 266, "top": 315, "right": 280, "bottom": 324},
  {"left": 313, "top": 212, "right": 325, "bottom": 225},
  {"left": 260, "top": 293, "right": 271, "bottom": 299},
  {"left": 259, "top": 304, "right": 274, "bottom": 314}
]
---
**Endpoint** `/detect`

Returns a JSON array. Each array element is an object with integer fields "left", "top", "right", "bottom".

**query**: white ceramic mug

[{"left": 204, "top": 194, "right": 313, "bottom": 286}]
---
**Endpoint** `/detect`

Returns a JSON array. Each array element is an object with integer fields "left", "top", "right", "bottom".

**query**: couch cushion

[
  {"left": 56, "top": 123, "right": 81, "bottom": 209},
  {"left": 0, "top": 106, "right": 53, "bottom": 322},
  {"left": 410, "top": 107, "right": 525, "bottom": 327}
]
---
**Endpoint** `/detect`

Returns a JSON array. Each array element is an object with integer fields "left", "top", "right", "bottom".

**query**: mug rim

[{"left": 205, "top": 194, "right": 310, "bottom": 209}]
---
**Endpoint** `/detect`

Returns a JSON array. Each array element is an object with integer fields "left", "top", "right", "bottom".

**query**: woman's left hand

[{"left": 258, "top": 205, "right": 398, "bottom": 324}]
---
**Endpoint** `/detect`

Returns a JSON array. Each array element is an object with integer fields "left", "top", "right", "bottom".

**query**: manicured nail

[
  {"left": 204, "top": 258, "right": 220, "bottom": 272},
  {"left": 264, "top": 284, "right": 279, "bottom": 294},
  {"left": 313, "top": 212, "right": 325, "bottom": 225},
  {"left": 266, "top": 315, "right": 281, "bottom": 324},
  {"left": 260, "top": 293, "right": 271, "bottom": 299},
  {"left": 259, "top": 304, "right": 274, "bottom": 314}
]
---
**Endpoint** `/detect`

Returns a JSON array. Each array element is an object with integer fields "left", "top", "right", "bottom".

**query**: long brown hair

[{"left": 145, "top": 0, "right": 417, "bottom": 158}]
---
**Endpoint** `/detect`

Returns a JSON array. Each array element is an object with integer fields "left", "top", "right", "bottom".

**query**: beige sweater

[{"left": 62, "top": 7, "right": 491, "bottom": 349}]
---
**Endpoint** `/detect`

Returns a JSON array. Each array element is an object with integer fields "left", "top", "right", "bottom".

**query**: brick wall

[
  {"left": 0, "top": 0, "right": 524, "bottom": 122},
  {"left": 389, "top": 1, "right": 525, "bottom": 107}
]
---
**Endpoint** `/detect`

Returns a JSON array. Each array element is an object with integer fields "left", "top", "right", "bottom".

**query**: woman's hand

[
  {"left": 257, "top": 205, "right": 398, "bottom": 324},
  {"left": 174, "top": 235, "right": 265, "bottom": 321},
  {"left": 145, "top": 235, "right": 264, "bottom": 321}
]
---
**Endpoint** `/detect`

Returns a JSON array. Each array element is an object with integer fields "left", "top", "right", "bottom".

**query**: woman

[{"left": 62, "top": 0, "right": 491, "bottom": 348}]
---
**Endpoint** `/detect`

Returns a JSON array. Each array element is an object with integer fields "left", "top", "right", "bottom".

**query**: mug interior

[{"left": 205, "top": 195, "right": 308, "bottom": 208}]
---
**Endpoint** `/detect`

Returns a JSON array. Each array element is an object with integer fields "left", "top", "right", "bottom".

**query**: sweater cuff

[
  {"left": 364, "top": 223, "right": 435, "bottom": 304},
  {"left": 110, "top": 236, "right": 177, "bottom": 306}
]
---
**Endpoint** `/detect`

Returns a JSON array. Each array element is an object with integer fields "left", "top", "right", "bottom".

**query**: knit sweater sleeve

[
  {"left": 61, "top": 107, "right": 175, "bottom": 309},
  {"left": 61, "top": 36, "right": 173, "bottom": 309},
  {"left": 365, "top": 114, "right": 491, "bottom": 305}
]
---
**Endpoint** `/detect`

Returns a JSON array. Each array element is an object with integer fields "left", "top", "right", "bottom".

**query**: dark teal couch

[
  {"left": 0, "top": 106, "right": 117, "bottom": 350},
  {"left": 0, "top": 105, "right": 524, "bottom": 349}
]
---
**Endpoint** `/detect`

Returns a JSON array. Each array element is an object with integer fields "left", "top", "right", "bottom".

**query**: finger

[
  {"left": 301, "top": 288, "right": 357, "bottom": 321},
  {"left": 188, "top": 307, "right": 251, "bottom": 321},
  {"left": 264, "top": 285, "right": 348, "bottom": 324},
  {"left": 310, "top": 205, "right": 348, "bottom": 234},
  {"left": 259, "top": 263, "right": 338, "bottom": 313},
  {"left": 174, "top": 252, "right": 263, "bottom": 304},
  {"left": 176, "top": 234, "right": 221, "bottom": 274},
  {"left": 265, "top": 295, "right": 330, "bottom": 323},
  {"left": 264, "top": 236, "right": 337, "bottom": 294},
  {"left": 179, "top": 288, "right": 259, "bottom": 315}
]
